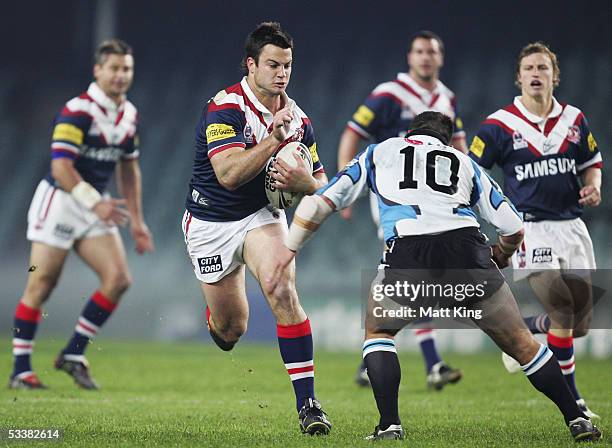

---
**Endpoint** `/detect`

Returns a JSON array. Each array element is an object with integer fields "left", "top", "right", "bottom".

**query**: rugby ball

[{"left": 265, "top": 141, "right": 313, "bottom": 209}]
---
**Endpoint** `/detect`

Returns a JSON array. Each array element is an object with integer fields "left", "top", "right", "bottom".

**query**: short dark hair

[
  {"left": 515, "top": 41, "right": 560, "bottom": 88},
  {"left": 241, "top": 22, "right": 293, "bottom": 75},
  {"left": 408, "top": 30, "right": 444, "bottom": 55},
  {"left": 95, "top": 39, "right": 132, "bottom": 65},
  {"left": 409, "top": 111, "right": 453, "bottom": 145}
]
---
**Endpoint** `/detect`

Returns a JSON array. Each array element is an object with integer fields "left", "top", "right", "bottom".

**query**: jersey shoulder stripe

[{"left": 436, "top": 80, "right": 456, "bottom": 101}]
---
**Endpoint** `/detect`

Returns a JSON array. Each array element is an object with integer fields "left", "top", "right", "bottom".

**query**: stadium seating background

[{"left": 1, "top": 1, "right": 610, "bottom": 353}]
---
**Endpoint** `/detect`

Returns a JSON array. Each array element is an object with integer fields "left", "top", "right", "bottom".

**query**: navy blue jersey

[
  {"left": 44, "top": 82, "right": 140, "bottom": 193},
  {"left": 186, "top": 78, "right": 324, "bottom": 222},
  {"left": 347, "top": 72, "right": 464, "bottom": 143},
  {"left": 469, "top": 97, "right": 602, "bottom": 221}
]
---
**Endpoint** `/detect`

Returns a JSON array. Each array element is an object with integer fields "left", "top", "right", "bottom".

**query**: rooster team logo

[
  {"left": 512, "top": 131, "right": 528, "bottom": 150},
  {"left": 566, "top": 125, "right": 581, "bottom": 144}
]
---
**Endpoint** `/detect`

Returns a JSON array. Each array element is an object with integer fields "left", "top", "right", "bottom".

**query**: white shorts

[
  {"left": 182, "top": 206, "right": 286, "bottom": 283},
  {"left": 512, "top": 218, "right": 596, "bottom": 281},
  {"left": 27, "top": 179, "right": 119, "bottom": 250}
]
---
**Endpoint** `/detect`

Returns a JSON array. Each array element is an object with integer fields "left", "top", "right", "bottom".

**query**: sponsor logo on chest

[
  {"left": 514, "top": 157, "right": 576, "bottom": 181},
  {"left": 81, "top": 146, "right": 124, "bottom": 162}
]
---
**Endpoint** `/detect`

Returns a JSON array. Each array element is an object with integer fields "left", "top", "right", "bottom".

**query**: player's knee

[
  {"left": 216, "top": 318, "right": 247, "bottom": 342},
  {"left": 573, "top": 325, "right": 589, "bottom": 338},
  {"left": 26, "top": 273, "right": 58, "bottom": 303},
  {"left": 106, "top": 270, "right": 132, "bottom": 296}
]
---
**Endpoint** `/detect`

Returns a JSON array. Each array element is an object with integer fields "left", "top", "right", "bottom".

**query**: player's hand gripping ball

[{"left": 265, "top": 141, "right": 313, "bottom": 209}]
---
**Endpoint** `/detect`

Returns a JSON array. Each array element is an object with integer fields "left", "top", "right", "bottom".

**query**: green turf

[{"left": 0, "top": 339, "right": 609, "bottom": 447}]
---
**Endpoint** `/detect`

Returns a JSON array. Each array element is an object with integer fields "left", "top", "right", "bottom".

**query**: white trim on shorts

[{"left": 182, "top": 206, "right": 286, "bottom": 283}]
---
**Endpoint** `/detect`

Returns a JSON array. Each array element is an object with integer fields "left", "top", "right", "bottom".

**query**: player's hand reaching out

[
  {"left": 131, "top": 221, "right": 155, "bottom": 254},
  {"left": 271, "top": 105, "right": 294, "bottom": 142},
  {"left": 266, "top": 245, "right": 296, "bottom": 293},
  {"left": 491, "top": 244, "right": 512, "bottom": 269},
  {"left": 271, "top": 153, "right": 317, "bottom": 193},
  {"left": 93, "top": 198, "right": 130, "bottom": 227},
  {"left": 578, "top": 185, "right": 601, "bottom": 207}
]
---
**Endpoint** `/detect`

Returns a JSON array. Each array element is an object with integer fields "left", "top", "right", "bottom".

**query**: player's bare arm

[
  {"left": 210, "top": 105, "right": 294, "bottom": 191},
  {"left": 492, "top": 228, "right": 525, "bottom": 268},
  {"left": 579, "top": 167, "right": 601, "bottom": 207},
  {"left": 336, "top": 129, "right": 363, "bottom": 219},
  {"left": 51, "top": 158, "right": 129, "bottom": 226},
  {"left": 116, "top": 159, "right": 154, "bottom": 254},
  {"left": 451, "top": 135, "right": 468, "bottom": 154}
]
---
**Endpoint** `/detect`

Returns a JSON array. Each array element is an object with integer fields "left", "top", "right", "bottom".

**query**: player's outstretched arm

[
  {"left": 51, "top": 158, "right": 129, "bottom": 227},
  {"left": 579, "top": 167, "right": 602, "bottom": 207},
  {"left": 210, "top": 106, "right": 293, "bottom": 191},
  {"left": 116, "top": 159, "right": 154, "bottom": 254}
]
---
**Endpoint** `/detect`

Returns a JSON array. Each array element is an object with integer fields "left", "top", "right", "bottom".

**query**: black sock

[
  {"left": 363, "top": 338, "right": 401, "bottom": 429},
  {"left": 523, "top": 314, "right": 550, "bottom": 334},
  {"left": 521, "top": 345, "right": 585, "bottom": 424}
]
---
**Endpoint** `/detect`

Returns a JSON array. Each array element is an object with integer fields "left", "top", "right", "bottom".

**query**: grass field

[{"left": 0, "top": 339, "right": 609, "bottom": 447}]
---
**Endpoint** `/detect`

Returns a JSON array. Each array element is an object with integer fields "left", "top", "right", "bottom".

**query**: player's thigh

[
  {"left": 563, "top": 272, "right": 593, "bottom": 336},
  {"left": 199, "top": 265, "right": 249, "bottom": 327},
  {"left": 475, "top": 283, "right": 539, "bottom": 362},
  {"left": 243, "top": 222, "right": 296, "bottom": 293},
  {"left": 243, "top": 223, "right": 306, "bottom": 324},
  {"left": 23, "top": 242, "right": 70, "bottom": 304},
  {"left": 74, "top": 231, "right": 131, "bottom": 291},
  {"left": 528, "top": 271, "right": 574, "bottom": 329}
]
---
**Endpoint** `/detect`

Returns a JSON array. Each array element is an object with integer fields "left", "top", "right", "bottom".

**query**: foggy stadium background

[{"left": 1, "top": 0, "right": 610, "bottom": 356}]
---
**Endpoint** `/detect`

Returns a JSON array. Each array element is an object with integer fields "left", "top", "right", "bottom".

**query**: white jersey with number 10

[{"left": 318, "top": 134, "right": 523, "bottom": 244}]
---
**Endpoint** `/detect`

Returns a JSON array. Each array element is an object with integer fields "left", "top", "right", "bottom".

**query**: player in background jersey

[
  {"left": 268, "top": 112, "right": 601, "bottom": 442},
  {"left": 469, "top": 42, "right": 602, "bottom": 419},
  {"left": 9, "top": 39, "right": 154, "bottom": 390},
  {"left": 338, "top": 31, "right": 465, "bottom": 389},
  {"left": 181, "top": 23, "right": 331, "bottom": 435}
]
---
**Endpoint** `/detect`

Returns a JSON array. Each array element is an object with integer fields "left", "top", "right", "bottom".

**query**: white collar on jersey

[
  {"left": 397, "top": 72, "right": 442, "bottom": 96},
  {"left": 513, "top": 95, "right": 563, "bottom": 124},
  {"left": 406, "top": 133, "right": 446, "bottom": 146},
  {"left": 240, "top": 77, "right": 296, "bottom": 117},
  {"left": 87, "top": 82, "right": 124, "bottom": 112}
]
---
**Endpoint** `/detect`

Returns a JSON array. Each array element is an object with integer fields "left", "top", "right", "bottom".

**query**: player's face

[
  {"left": 408, "top": 38, "right": 443, "bottom": 82},
  {"left": 94, "top": 54, "right": 134, "bottom": 100},
  {"left": 248, "top": 44, "right": 292, "bottom": 96},
  {"left": 517, "top": 52, "right": 554, "bottom": 99}
]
